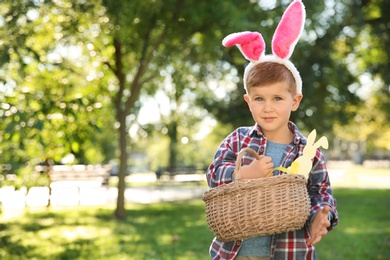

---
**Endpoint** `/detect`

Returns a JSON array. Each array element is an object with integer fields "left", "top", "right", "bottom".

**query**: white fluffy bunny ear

[
  {"left": 272, "top": 0, "right": 306, "bottom": 60},
  {"left": 222, "top": 31, "right": 266, "bottom": 62}
]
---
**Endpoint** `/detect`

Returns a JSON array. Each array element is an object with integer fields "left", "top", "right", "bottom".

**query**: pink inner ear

[
  {"left": 223, "top": 32, "right": 265, "bottom": 61},
  {"left": 272, "top": 0, "right": 305, "bottom": 59}
]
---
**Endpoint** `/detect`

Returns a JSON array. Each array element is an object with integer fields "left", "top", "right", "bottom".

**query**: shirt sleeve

[
  {"left": 206, "top": 130, "right": 240, "bottom": 188},
  {"left": 307, "top": 149, "right": 339, "bottom": 230}
]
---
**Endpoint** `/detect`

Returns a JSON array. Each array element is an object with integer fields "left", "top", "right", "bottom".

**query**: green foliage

[
  {"left": 333, "top": 90, "right": 390, "bottom": 154},
  {"left": 0, "top": 167, "right": 49, "bottom": 190},
  {"left": 0, "top": 0, "right": 389, "bottom": 188},
  {"left": 326, "top": 0, "right": 390, "bottom": 157},
  {"left": 342, "top": 0, "right": 390, "bottom": 121},
  {"left": 0, "top": 0, "right": 117, "bottom": 171}
]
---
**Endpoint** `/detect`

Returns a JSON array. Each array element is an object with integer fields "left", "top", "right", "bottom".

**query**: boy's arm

[
  {"left": 307, "top": 205, "right": 331, "bottom": 246},
  {"left": 206, "top": 142, "right": 237, "bottom": 188},
  {"left": 307, "top": 149, "right": 339, "bottom": 230},
  {"left": 206, "top": 129, "right": 245, "bottom": 188}
]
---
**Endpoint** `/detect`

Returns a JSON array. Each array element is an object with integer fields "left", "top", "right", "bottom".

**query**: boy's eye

[
  {"left": 274, "top": 97, "right": 282, "bottom": 101},
  {"left": 255, "top": 97, "right": 263, "bottom": 101}
]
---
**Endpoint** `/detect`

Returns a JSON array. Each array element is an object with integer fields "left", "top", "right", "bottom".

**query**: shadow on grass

[
  {"left": 2, "top": 189, "right": 388, "bottom": 259},
  {"left": 0, "top": 200, "right": 213, "bottom": 259},
  {"left": 108, "top": 201, "right": 213, "bottom": 259},
  {"left": 0, "top": 231, "right": 36, "bottom": 257}
]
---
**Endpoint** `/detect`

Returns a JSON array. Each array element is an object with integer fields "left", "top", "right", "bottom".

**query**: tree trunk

[
  {"left": 115, "top": 111, "right": 127, "bottom": 219},
  {"left": 168, "top": 121, "right": 178, "bottom": 178}
]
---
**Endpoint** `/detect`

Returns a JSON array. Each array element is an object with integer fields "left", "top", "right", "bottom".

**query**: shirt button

[
  {"left": 236, "top": 241, "right": 241, "bottom": 245},
  {"left": 259, "top": 148, "right": 264, "bottom": 153}
]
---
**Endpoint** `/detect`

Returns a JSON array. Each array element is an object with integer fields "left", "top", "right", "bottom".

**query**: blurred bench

[
  {"left": 36, "top": 165, "right": 110, "bottom": 186},
  {"left": 35, "top": 165, "right": 110, "bottom": 205},
  {"left": 158, "top": 167, "right": 206, "bottom": 185},
  {"left": 171, "top": 174, "right": 206, "bottom": 184}
]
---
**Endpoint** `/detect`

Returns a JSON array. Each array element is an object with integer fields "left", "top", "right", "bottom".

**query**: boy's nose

[{"left": 263, "top": 101, "right": 274, "bottom": 112}]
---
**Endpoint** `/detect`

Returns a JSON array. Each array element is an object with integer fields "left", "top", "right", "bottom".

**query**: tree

[
  {"left": 328, "top": 0, "right": 390, "bottom": 158},
  {"left": 0, "top": 0, "right": 265, "bottom": 218},
  {"left": 0, "top": 0, "right": 116, "bottom": 172},
  {"left": 348, "top": 0, "right": 390, "bottom": 119},
  {"left": 1, "top": 0, "right": 388, "bottom": 219},
  {"left": 99, "top": 0, "right": 268, "bottom": 218}
]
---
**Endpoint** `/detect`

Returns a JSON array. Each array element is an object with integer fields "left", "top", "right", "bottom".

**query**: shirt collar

[
  {"left": 248, "top": 124, "right": 263, "bottom": 137},
  {"left": 288, "top": 122, "right": 306, "bottom": 145}
]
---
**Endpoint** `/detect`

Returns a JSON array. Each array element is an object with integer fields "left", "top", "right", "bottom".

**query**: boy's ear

[
  {"left": 244, "top": 94, "right": 251, "bottom": 110},
  {"left": 292, "top": 94, "right": 303, "bottom": 111},
  {"left": 244, "top": 93, "right": 249, "bottom": 102}
]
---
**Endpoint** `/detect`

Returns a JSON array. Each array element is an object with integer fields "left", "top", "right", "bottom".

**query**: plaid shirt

[{"left": 206, "top": 122, "right": 338, "bottom": 260}]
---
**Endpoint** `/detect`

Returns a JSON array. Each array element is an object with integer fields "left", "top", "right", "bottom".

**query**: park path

[
  {"left": 328, "top": 168, "right": 390, "bottom": 189},
  {"left": 0, "top": 174, "right": 208, "bottom": 219},
  {"left": 1, "top": 168, "right": 390, "bottom": 219}
]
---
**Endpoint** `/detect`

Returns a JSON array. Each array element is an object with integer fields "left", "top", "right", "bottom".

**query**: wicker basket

[{"left": 203, "top": 147, "right": 310, "bottom": 242}]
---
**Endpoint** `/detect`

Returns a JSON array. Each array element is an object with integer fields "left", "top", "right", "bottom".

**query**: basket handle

[{"left": 234, "top": 147, "right": 273, "bottom": 180}]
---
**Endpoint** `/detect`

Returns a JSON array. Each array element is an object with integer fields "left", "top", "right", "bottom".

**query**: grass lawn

[
  {"left": 0, "top": 189, "right": 389, "bottom": 259},
  {"left": 316, "top": 188, "right": 390, "bottom": 260}
]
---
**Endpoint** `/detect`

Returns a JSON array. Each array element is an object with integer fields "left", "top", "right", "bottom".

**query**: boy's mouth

[{"left": 263, "top": 117, "right": 275, "bottom": 121}]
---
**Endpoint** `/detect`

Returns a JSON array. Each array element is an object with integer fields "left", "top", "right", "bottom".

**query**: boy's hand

[
  {"left": 237, "top": 155, "right": 274, "bottom": 179},
  {"left": 307, "top": 205, "right": 331, "bottom": 246}
]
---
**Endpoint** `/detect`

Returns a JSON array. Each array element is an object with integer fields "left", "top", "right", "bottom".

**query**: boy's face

[{"left": 244, "top": 81, "right": 303, "bottom": 142}]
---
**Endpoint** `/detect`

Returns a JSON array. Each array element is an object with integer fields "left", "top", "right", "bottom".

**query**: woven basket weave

[{"left": 203, "top": 147, "right": 310, "bottom": 242}]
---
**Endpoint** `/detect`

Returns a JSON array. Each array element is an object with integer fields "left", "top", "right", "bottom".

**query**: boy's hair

[{"left": 246, "top": 62, "right": 297, "bottom": 94}]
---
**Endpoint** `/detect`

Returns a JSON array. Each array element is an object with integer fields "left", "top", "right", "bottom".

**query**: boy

[{"left": 206, "top": 1, "right": 338, "bottom": 259}]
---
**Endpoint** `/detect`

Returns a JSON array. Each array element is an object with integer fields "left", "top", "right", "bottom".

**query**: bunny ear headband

[{"left": 222, "top": 0, "right": 306, "bottom": 94}]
